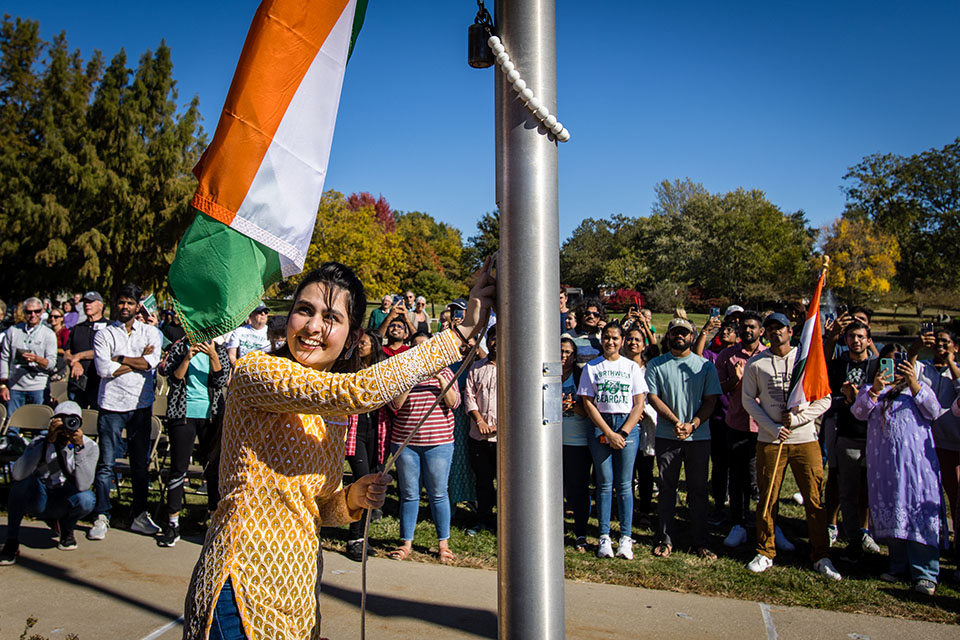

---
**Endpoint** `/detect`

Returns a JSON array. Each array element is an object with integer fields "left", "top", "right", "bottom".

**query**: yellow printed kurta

[{"left": 183, "top": 330, "right": 460, "bottom": 640}]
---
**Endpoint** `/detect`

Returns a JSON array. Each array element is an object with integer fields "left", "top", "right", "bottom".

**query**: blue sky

[{"left": 5, "top": 1, "right": 958, "bottom": 243}]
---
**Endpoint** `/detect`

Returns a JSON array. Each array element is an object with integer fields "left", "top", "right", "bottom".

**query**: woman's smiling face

[{"left": 286, "top": 282, "right": 354, "bottom": 371}]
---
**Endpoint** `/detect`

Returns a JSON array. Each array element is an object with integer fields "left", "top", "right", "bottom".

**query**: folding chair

[
  {"left": 48, "top": 380, "right": 69, "bottom": 404},
  {"left": 81, "top": 409, "right": 99, "bottom": 441},
  {"left": 0, "top": 404, "right": 55, "bottom": 479}
]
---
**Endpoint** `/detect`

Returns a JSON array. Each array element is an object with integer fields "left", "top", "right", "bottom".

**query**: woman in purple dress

[{"left": 851, "top": 344, "right": 942, "bottom": 596}]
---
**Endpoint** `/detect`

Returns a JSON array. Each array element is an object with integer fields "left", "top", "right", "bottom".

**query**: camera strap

[{"left": 41, "top": 439, "right": 79, "bottom": 489}]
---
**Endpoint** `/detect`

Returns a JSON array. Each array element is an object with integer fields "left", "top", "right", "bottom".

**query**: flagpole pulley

[{"left": 468, "top": 0, "right": 496, "bottom": 68}]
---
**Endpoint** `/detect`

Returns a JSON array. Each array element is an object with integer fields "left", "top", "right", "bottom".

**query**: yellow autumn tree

[
  {"left": 299, "top": 190, "right": 405, "bottom": 298},
  {"left": 823, "top": 216, "right": 900, "bottom": 301}
]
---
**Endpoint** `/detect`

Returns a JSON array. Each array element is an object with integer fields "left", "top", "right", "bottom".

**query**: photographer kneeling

[{"left": 0, "top": 401, "right": 98, "bottom": 565}]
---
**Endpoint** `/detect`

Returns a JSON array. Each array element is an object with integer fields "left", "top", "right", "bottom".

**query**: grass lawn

[
  {"left": 315, "top": 467, "right": 960, "bottom": 626},
  {"left": 3, "top": 461, "right": 956, "bottom": 625}
]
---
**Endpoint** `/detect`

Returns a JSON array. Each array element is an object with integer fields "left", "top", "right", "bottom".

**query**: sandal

[
  {"left": 653, "top": 543, "right": 672, "bottom": 558},
  {"left": 696, "top": 546, "right": 718, "bottom": 561},
  {"left": 388, "top": 546, "right": 411, "bottom": 561},
  {"left": 438, "top": 547, "right": 455, "bottom": 564}
]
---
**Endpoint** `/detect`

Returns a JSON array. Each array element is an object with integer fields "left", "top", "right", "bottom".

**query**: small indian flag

[
  {"left": 169, "top": 0, "right": 368, "bottom": 343},
  {"left": 786, "top": 264, "right": 831, "bottom": 409}
]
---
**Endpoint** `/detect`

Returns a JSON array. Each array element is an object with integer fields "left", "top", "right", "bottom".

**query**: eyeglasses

[
  {"left": 50, "top": 314, "right": 63, "bottom": 319},
  {"left": 583, "top": 311, "right": 600, "bottom": 318},
  {"left": 25, "top": 309, "right": 43, "bottom": 316}
]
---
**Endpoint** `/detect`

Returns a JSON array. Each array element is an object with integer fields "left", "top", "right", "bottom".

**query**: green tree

[
  {"left": 0, "top": 16, "right": 204, "bottom": 301},
  {"left": 302, "top": 190, "right": 404, "bottom": 299},
  {"left": 394, "top": 210, "right": 466, "bottom": 300},
  {"left": 463, "top": 209, "right": 499, "bottom": 273},
  {"left": 842, "top": 138, "right": 960, "bottom": 294}
]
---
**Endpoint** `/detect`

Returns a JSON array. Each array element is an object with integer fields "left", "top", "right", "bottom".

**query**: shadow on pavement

[{"left": 322, "top": 583, "right": 498, "bottom": 638}]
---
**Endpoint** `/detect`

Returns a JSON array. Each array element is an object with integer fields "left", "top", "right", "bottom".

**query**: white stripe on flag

[{"left": 234, "top": 0, "right": 357, "bottom": 277}]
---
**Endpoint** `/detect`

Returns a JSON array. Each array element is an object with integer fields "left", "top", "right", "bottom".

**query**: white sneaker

[
  {"left": 861, "top": 531, "right": 881, "bottom": 554},
  {"left": 724, "top": 524, "right": 748, "bottom": 548},
  {"left": 827, "top": 524, "right": 839, "bottom": 547},
  {"left": 597, "top": 534, "right": 614, "bottom": 558},
  {"left": 130, "top": 511, "right": 160, "bottom": 536},
  {"left": 616, "top": 536, "right": 634, "bottom": 560},
  {"left": 814, "top": 557, "right": 842, "bottom": 581},
  {"left": 792, "top": 492, "right": 804, "bottom": 505},
  {"left": 87, "top": 514, "right": 109, "bottom": 541},
  {"left": 774, "top": 526, "right": 795, "bottom": 552},
  {"left": 747, "top": 553, "right": 773, "bottom": 574}
]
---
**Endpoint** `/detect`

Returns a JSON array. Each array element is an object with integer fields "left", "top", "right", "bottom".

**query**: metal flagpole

[{"left": 494, "top": 1, "right": 565, "bottom": 638}]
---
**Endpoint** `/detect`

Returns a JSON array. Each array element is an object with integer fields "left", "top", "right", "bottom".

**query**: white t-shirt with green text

[{"left": 577, "top": 355, "right": 648, "bottom": 414}]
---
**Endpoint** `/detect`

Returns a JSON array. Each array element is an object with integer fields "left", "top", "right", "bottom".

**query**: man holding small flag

[{"left": 741, "top": 258, "right": 841, "bottom": 580}]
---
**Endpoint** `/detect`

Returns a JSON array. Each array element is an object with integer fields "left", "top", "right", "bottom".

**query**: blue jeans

[
  {"left": 888, "top": 537, "right": 939, "bottom": 584},
  {"left": 93, "top": 407, "right": 152, "bottom": 516},
  {"left": 6, "top": 476, "right": 95, "bottom": 540},
  {"left": 393, "top": 443, "right": 454, "bottom": 541},
  {"left": 587, "top": 414, "right": 640, "bottom": 538},
  {"left": 208, "top": 579, "right": 247, "bottom": 640},
  {"left": 6, "top": 389, "right": 45, "bottom": 435}
]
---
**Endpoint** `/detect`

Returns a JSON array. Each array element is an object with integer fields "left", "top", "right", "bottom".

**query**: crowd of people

[
  {"left": 0, "top": 280, "right": 958, "bottom": 608},
  {"left": 562, "top": 293, "right": 959, "bottom": 596}
]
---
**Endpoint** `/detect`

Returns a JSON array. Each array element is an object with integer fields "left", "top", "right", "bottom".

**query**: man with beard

[
  {"left": 382, "top": 318, "right": 410, "bottom": 357},
  {"left": 826, "top": 321, "right": 881, "bottom": 561},
  {"left": 87, "top": 284, "right": 163, "bottom": 541},
  {"left": 63, "top": 292, "right": 109, "bottom": 409},
  {"left": 645, "top": 318, "right": 721, "bottom": 560},
  {"left": 716, "top": 311, "right": 768, "bottom": 549},
  {"left": 741, "top": 313, "right": 840, "bottom": 580}
]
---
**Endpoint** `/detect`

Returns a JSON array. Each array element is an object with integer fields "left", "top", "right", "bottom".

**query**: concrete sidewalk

[{"left": 0, "top": 516, "right": 956, "bottom": 640}]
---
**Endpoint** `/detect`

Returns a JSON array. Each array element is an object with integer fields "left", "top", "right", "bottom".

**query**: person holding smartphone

[
  {"left": 578, "top": 322, "right": 648, "bottom": 559},
  {"left": 825, "top": 321, "right": 881, "bottom": 560},
  {"left": 852, "top": 344, "right": 942, "bottom": 596}
]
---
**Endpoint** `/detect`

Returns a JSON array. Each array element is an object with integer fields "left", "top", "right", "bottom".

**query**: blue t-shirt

[
  {"left": 644, "top": 352, "right": 721, "bottom": 442},
  {"left": 185, "top": 353, "right": 212, "bottom": 420},
  {"left": 561, "top": 373, "right": 592, "bottom": 446}
]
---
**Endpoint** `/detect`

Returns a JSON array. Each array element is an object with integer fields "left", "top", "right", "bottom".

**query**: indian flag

[
  {"left": 169, "top": 0, "right": 368, "bottom": 343},
  {"left": 786, "top": 265, "right": 832, "bottom": 409}
]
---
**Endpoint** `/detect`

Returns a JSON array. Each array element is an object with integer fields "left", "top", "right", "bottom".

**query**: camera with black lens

[{"left": 61, "top": 414, "right": 82, "bottom": 433}]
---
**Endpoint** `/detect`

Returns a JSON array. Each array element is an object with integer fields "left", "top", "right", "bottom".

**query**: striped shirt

[{"left": 390, "top": 367, "right": 459, "bottom": 446}]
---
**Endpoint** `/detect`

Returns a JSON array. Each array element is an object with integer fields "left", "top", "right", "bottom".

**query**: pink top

[{"left": 715, "top": 341, "right": 767, "bottom": 432}]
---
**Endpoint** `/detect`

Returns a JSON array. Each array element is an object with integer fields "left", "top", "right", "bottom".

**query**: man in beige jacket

[{"left": 741, "top": 313, "right": 841, "bottom": 580}]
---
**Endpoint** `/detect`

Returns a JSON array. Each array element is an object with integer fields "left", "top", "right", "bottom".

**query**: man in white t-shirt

[{"left": 226, "top": 304, "right": 271, "bottom": 366}]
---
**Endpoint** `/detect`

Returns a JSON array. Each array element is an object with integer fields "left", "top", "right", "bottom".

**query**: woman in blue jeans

[
  {"left": 578, "top": 323, "right": 648, "bottom": 559},
  {"left": 388, "top": 366, "right": 460, "bottom": 563}
]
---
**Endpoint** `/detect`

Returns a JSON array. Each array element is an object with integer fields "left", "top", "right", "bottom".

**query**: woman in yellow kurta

[{"left": 183, "top": 261, "right": 494, "bottom": 640}]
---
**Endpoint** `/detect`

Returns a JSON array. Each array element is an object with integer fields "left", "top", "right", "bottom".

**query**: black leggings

[
  {"left": 562, "top": 444, "right": 593, "bottom": 538},
  {"left": 345, "top": 419, "right": 381, "bottom": 540},
  {"left": 164, "top": 417, "right": 210, "bottom": 516}
]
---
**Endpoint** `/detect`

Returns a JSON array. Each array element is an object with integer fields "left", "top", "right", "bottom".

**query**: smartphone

[
  {"left": 825, "top": 312, "right": 836, "bottom": 323},
  {"left": 921, "top": 322, "right": 934, "bottom": 334},
  {"left": 880, "top": 358, "right": 894, "bottom": 380},
  {"left": 837, "top": 304, "right": 848, "bottom": 316},
  {"left": 710, "top": 307, "right": 720, "bottom": 318},
  {"left": 893, "top": 351, "right": 906, "bottom": 366},
  {"left": 453, "top": 308, "right": 464, "bottom": 320},
  {"left": 392, "top": 294, "right": 403, "bottom": 305}
]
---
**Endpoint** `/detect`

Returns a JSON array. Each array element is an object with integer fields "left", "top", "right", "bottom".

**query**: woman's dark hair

[
  {"left": 642, "top": 344, "right": 661, "bottom": 363},
  {"left": 601, "top": 322, "right": 623, "bottom": 339},
  {"left": 560, "top": 336, "right": 582, "bottom": 386},
  {"left": 274, "top": 262, "right": 367, "bottom": 373},
  {"left": 560, "top": 336, "right": 578, "bottom": 360},
  {"left": 359, "top": 328, "right": 385, "bottom": 368},
  {"left": 63, "top": 300, "right": 73, "bottom": 313},
  {"left": 936, "top": 328, "right": 957, "bottom": 345}
]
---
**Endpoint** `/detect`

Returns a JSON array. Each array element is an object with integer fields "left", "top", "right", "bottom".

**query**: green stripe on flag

[
  {"left": 347, "top": 0, "right": 368, "bottom": 60},
  {"left": 169, "top": 212, "right": 282, "bottom": 343},
  {"left": 787, "top": 356, "right": 806, "bottom": 400}
]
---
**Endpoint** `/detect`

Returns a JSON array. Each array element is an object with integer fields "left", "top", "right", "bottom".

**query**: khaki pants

[{"left": 755, "top": 440, "right": 830, "bottom": 562}]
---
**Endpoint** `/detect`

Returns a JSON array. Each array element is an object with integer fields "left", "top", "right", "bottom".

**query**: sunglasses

[
  {"left": 583, "top": 311, "right": 601, "bottom": 318},
  {"left": 25, "top": 309, "right": 43, "bottom": 315},
  {"left": 50, "top": 314, "right": 63, "bottom": 319}
]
